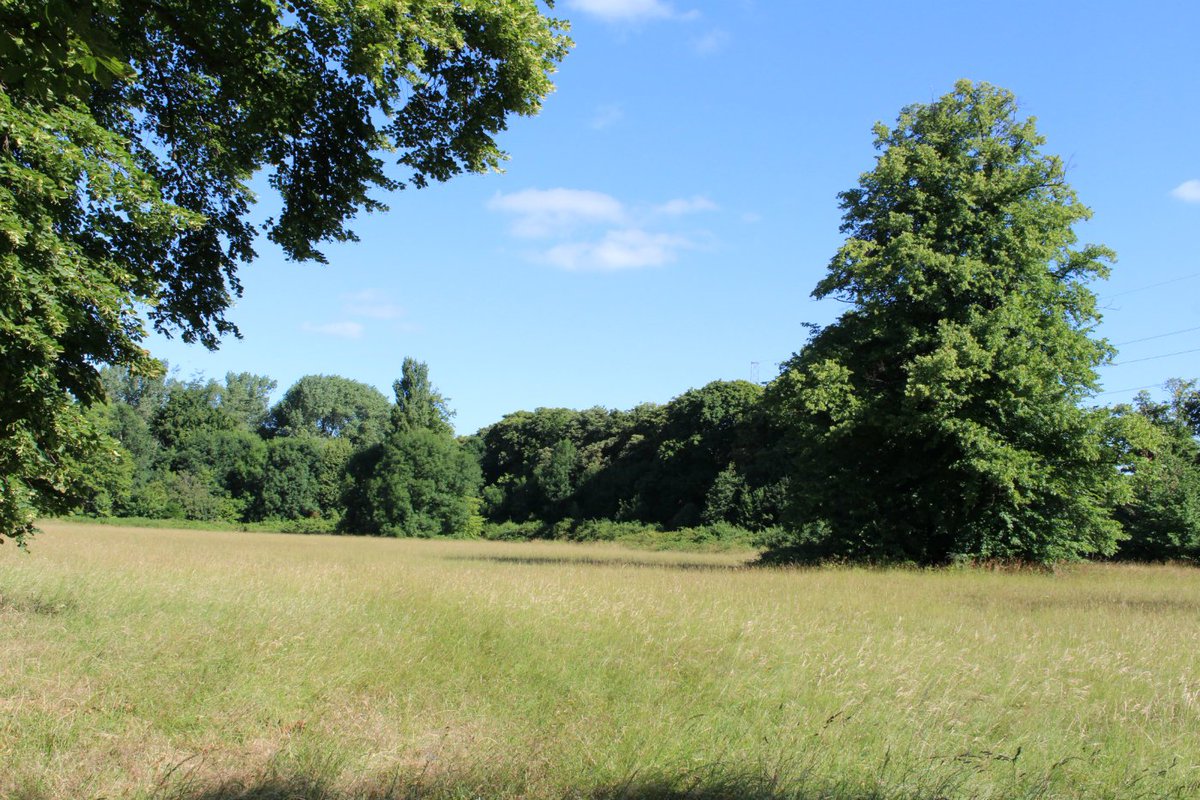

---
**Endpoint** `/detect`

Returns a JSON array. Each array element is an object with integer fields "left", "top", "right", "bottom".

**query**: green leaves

[
  {"left": 1110, "top": 381, "right": 1200, "bottom": 561},
  {"left": 767, "top": 82, "right": 1122, "bottom": 565},
  {"left": 266, "top": 375, "right": 391, "bottom": 448},
  {"left": 1, "top": 0, "right": 569, "bottom": 544},
  {"left": 343, "top": 359, "right": 480, "bottom": 537},
  {"left": 0, "top": 87, "right": 183, "bottom": 544}
]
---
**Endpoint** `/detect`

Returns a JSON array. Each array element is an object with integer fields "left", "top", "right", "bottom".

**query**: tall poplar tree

[
  {"left": 342, "top": 358, "right": 479, "bottom": 537},
  {"left": 766, "top": 81, "right": 1127, "bottom": 564}
]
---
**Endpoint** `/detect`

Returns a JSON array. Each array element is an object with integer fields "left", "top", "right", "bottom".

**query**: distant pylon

[{"left": 751, "top": 361, "right": 760, "bottom": 384}]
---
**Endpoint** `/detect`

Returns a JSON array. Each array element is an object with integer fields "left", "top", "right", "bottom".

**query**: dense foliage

[
  {"left": 343, "top": 359, "right": 481, "bottom": 537},
  {"left": 765, "top": 81, "right": 1126, "bottom": 564},
  {"left": 1110, "top": 381, "right": 1200, "bottom": 562},
  {"left": 65, "top": 366, "right": 787, "bottom": 545},
  {"left": 79, "top": 360, "right": 480, "bottom": 535},
  {"left": 0, "top": 0, "right": 569, "bottom": 544},
  {"left": 40, "top": 354, "right": 1200, "bottom": 560},
  {"left": 9, "top": 62, "right": 1200, "bottom": 564},
  {"left": 475, "top": 380, "right": 789, "bottom": 531}
]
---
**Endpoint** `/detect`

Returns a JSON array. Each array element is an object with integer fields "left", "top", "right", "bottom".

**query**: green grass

[
  {"left": 2, "top": 522, "right": 1198, "bottom": 799},
  {"left": 56, "top": 514, "right": 343, "bottom": 535},
  {"left": 62, "top": 515, "right": 764, "bottom": 552}
]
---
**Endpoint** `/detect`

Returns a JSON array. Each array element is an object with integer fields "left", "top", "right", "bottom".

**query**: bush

[{"left": 479, "top": 517, "right": 759, "bottom": 551}]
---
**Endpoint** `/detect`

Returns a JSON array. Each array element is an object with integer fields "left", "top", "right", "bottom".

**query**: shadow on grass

[
  {"left": 0, "top": 588, "right": 77, "bottom": 616},
  {"left": 18, "top": 750, "right": 1191, "bottom": 800},
  {"left": 153, "top": 772, "right": 877, "bottom": 800},
  {"left": 443, "top": 553, "right": 751, "bottom": 571},
  {"left": 144, "top": 768, "right": 1200, "bottom": 800}
]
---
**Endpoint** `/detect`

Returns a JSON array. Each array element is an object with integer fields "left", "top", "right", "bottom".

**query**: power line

[
  {"left": 1111, "top": 346, "right": 1200, "bottom": 366},
  {"left": 1098, "top": 271, "right": 1200, "bottom": 302},
  {"left": 1112, "top": 325, "right": 1200, "bottom": 347},
  {"left": 1097, "top": 382, "right": 1164, "bottom": 397}
]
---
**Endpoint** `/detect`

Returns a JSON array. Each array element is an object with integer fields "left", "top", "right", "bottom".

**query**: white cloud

[
  {"left": 655, "top": 195, "right": 718, "bottom": 216},
  {"left": 490, "top": 187, "right": 717, "bottom": 271},
  {"left": 590, "top": 103, "right": 624, "bottom": 130},
  {"left": 567, "top": 0, "right": 680, "bottom": 22},
  {"left": 302, "top": 321, "right": 363, "bottom": 339},
  {"left": 692, "top": 28, "right": 729, "bottom": 54},
  {"left": 542, "top": 229, "right": 693, "bottom": 271},
  {"left": 488, "top": 188, "right": 626, "bottom": 238},
  {"left": 342, "top": 288, "right": 405, "bottom": 320},
  {"left": 1170, "top": 179, "right": 1200, "bottom": 203}
]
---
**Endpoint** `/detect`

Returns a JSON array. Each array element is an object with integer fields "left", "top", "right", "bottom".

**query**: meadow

[{"left": 2, "top": 522, "right": 1198, "bottom": 799}]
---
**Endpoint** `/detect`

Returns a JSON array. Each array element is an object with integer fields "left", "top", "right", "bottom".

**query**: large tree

[
  {"left": 0, "top": 0, "right": 569, "bottom": 543},
  {"left": 343, "top": 358, "right": 479, "bottom": 537},
  {"left": 765, "top": 81, "right": 1126, "bottom": 565}
]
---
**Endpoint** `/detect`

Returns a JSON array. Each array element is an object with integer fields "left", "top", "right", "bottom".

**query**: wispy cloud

[
  {"left": 342, "top": 289, "right": 406, "bottom": 320},
  {"left": 543, "top": 229, "right": 694, "bottom": 271},
  {"left": 590, "top": 103, "right": 624, "bottom": 130},
  {"left": 567, "top": 0, "right": 687, "bottom": 22},
  {"left": 488, "top": 188, "right": 626, "bottom": 238},
  {"left": 490, "top": 188, "right": 715, "bottom": 272},
  {"left": 655, "top": 195, "right": 717, "bottom": 216},
  {"left": 692, "top": 28, "right": 729, "bottom": 54},
  {"left": 302, "top": 321, "right": 364, "bottom": 339},
  {"left": 1171, "top": 179, "right": 1200, "bottom": 203}
]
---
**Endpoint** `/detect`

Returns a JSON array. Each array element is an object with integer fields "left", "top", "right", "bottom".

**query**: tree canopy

[
  {"left": 48, "top": 354, "right": 1200, "bottom": 558},
  {"left": 343, "top": 358, "right": 479, "bottom": 537},
  {"left": 1111, "top": 380, "right": 1200, "bottom": 562},
  {"left": 765, "top": 81, "right": 1125, "bottom": 565},
  {"left": 474, "top": 381, "right": 787, "bottom": 530},
  {"left": 265, "top": 375, "right": 392, "bottom": 448},
  {"left": 0, "top": 0, "right": 569, "bottom": 544}
]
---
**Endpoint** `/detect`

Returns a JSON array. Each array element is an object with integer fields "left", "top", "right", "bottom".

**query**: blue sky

[{"left": 147, "top": 0, "right": 1200, "bottom": 434}]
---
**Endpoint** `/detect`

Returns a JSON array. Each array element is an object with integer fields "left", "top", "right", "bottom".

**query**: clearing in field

[{"left": 2, "top": 522, "right": 1198, "bottom": 799}]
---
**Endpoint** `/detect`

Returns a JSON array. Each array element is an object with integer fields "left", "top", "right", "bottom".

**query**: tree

[
  {"left": 170, "top": 427, "right": 267, "bottom": 520},
  {"left": 266, "top": 375, "right": 391, "bottom": 448},
  {"left": 151, "top": 379, "right": 236, "bottom": 451},
  {"left": 219, "top": 372, "right": 277, "bottom": 432},
  {"left": 391, "top": 357, "right": 454, "bottom": 435},
  {"left": 651, "top": 380, "right": 768, "bottom": 527},
  {"left": 343, "top": 359, "right": 479, "bottom": 536},
  {"left": 0, "top": 0, "right": 570, "bottom": 544},
  {"left": 476, "top": 406, "right": 582, "bottom": 521},
  {"left": 68, "top": 403, "right": 134, "bottom": 516},
  {"left": 89, "top": 378, "right": 166, "bottom": 515},
  {"left": 765, "top": 81, "right": 1126, "bottom": 565},
  {"left": 258, "top": 437, "right": 326, "bottom": 522},
  {"left": 1111, "top": 381, "right": 1200, "bottom": 562},
  {"left": 99, "top": 364, "right": 169, "bottom": 421},
  {"left": 531, "top": 437, "right": 578, "bottom": 518},
  {"left": 346, "top": 426, "right": 481, "bottom": 537}
]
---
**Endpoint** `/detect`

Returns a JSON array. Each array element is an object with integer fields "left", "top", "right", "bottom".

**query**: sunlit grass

[{"left": 2, "top": 522, "right": 1198, "bottom": 799}]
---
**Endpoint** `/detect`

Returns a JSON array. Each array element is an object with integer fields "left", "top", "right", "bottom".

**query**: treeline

[
  {"left": 31, "top": 82, "right": 1200, "bottom": 565},
  {"left": 1107, "top": 382, "right": 1200, "bottom": 562},
  {"left": 54, "top": 81, "right": 1200, "bottom": 566},
  {"left": 70, "top": 359, "right": 790, "bottom": 545},
  {"left": 67, "top": 354, "right": 1200, "bottom": 562},
  {"left": 77, "top": 359, "right": 478, "bottom": 537},
  {"left": 476, "top": 379, "right": 787, "bottom": 532}
]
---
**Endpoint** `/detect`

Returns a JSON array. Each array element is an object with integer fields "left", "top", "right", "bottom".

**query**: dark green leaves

[
  {"left": 0, "top": 0, "right": 569, "bottom": 544},
  {"left": 767, "top": 82, "right": 1123, "bottom": 565}
]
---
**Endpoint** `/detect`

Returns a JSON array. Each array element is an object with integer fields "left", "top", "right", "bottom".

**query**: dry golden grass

[{"left": 2, "top": 521, "right": 1198, "bottom": 799}]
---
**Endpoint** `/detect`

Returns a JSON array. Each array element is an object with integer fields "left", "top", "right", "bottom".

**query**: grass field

[{"left": 2, "top": 522, "right": 1198, "bottom": 799}]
